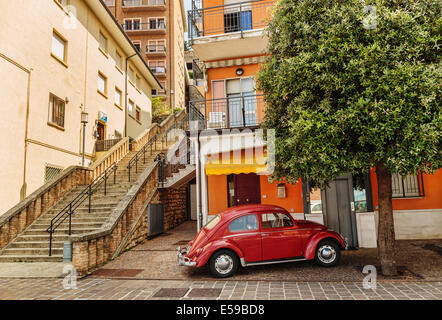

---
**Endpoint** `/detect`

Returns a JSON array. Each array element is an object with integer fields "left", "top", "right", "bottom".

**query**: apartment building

[
  {"left": 0, "top": 0, "right": 162, "bottom": 214},
  {"left": 187, "top": 0, "right": 442, "bottom": 246},
  {"left": 104, "top": 0, "right": 187, "bottom": 110}
]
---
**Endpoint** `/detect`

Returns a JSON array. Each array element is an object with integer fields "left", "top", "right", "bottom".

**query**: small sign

[{"left": 98, "top": 111, "right": 107, "bottom": 123}]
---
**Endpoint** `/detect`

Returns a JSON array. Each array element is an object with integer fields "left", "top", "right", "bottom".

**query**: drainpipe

[{"left": 124, "top": 53, "right": 137, "bottom": 138}]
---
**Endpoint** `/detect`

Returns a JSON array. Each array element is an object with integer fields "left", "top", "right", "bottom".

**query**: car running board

[{"left": 240, "top": 256, "right": 307, "bottom": 267}]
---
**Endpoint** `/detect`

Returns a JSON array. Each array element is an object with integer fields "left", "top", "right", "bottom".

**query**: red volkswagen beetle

[{"left": 178, "top": 204, "right": 348, "bottom": 278}]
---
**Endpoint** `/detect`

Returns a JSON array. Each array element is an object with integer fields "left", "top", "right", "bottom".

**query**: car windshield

[{"left": 204, "top": 215, "right": 221, "bottom": 231}]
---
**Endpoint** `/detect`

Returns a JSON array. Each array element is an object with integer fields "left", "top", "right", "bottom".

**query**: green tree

[
  {"left": 258, "top": 0, "right": 441, "bottom": 275},
  {"left": 152, "top": 97, "right": 170, "bottom": 123}
]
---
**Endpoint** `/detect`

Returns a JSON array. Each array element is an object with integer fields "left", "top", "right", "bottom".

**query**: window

[
  {"left": 128, "top": 67, "right": 135, "bottom": 83},
  {"left": 51, "top": 30, "right": 67, "bottom": 64},
  {"left": 148, "top": 39, "right": 166, "bottom": 53},
  {"left": 125, "top": 18, "right": 141, "bottom": 31},
  {"left": 48, "top": 93, "right": 65, "bottom": 128},
  {"left": 98, "top": 72, "right": 107, "bottom": 96},
  {"left": 128, "top": 99, "right": 134, "bottom": 115},
  {"left": 114, "top": 87, "right": 122, "bottom": 107},
  {"left": 45, "top": 165, "right": 62, "bottom": 184},
  {"left": 136, "top": 74, "right": 141, "bottom": 89},
  {"left": 149, "top": 18, "right": 165, "bottom": 30},
  {"left": 99, "top": 31, "right": 108, "bottom": 54},
  {"left": 115, "top": 50, "right": 123, "bottom": 70},
  {"left": 204, "top": 215, "right": 220, "bottom": 231},
  {"left": 135, "top": 107, "right": 141, "bottom": 121},
  {"left": 133, "top": 41, "right": 141, "bottom": 52},
  {"left": 229, "top": 214, "right": 258, "bottom": 232},
  {"left": 392, "top": 173, "right": 424, "bottom": 198},
  {"left": 261, "top": 213, "right": 293, "bottom": 229}
]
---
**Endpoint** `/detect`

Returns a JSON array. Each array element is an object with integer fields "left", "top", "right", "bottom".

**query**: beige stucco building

[{"left": 0, "top": 0, "right": 162, "bottom": 215}]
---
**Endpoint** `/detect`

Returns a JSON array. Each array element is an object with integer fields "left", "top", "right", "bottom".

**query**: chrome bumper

[
  {"left": 177, "top": 246, "right": 196, "bottom": 267},
  {"left": 343, "top": 237, "right": 349, "bottom": 250}
]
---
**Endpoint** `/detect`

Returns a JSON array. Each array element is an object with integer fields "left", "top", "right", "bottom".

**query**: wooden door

[
  {"left": 234, "top": 173, "right": 261, "bottom": 206},
  {"left": 97, "top": 122, "right": 105, "bottom": 141}
]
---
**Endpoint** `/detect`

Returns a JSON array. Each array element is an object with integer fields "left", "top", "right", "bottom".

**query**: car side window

[
  {"left": 229, "top": 214, "right": 258, "bottom": 232},
  {"left": 261, "top": 213, "right": 293, "bottom": 229}
]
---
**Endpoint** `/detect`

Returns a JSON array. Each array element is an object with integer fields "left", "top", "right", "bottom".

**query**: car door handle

[{"left": 261, "top": 233, "right": 270, "bottom": 236}]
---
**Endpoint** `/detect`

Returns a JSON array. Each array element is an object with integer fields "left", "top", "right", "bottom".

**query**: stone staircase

[{"left": 0, "top": 142, "right": 173, "bottom": 262}]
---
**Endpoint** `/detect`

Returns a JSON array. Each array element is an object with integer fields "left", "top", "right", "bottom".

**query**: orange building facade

[{"left": 188, "top": 0, "right": 442, "bottom": 248}]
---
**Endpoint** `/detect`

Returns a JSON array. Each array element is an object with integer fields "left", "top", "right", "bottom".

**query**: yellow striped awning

[{"left": 205, "top": 148, "right": 268, "bottom": 176}]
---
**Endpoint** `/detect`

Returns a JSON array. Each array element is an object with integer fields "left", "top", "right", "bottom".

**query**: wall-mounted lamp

[
  {"left": 65, "top": 97, "right": 69, "bottom": 104},
  {"left": 235, "top": 68, "right": 244, "bottom": 76},
  {"left": 277, "top": 183, "right": 286, "bottom": 198},
  {"left": 81, "top": 111, "right": 88, "bottom": 166}
]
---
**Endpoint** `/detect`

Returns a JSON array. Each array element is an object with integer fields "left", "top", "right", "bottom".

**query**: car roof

[{"left": 219, "top": 204, "right": 288, "bottom": 220}]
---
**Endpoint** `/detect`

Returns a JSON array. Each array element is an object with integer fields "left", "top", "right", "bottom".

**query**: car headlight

[{"left": 195, "top": 247, "right": 204, "bottom": 257}]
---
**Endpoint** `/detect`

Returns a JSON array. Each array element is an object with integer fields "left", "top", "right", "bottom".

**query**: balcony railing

[
  {"left": 122, "top": 21, "right": 166, "bottom": 32},
  {"left": 95, "top": 138, "right": 122, "bottom": 152},
  {"left": 123, "top": 0, "right": 166, "bottom": 7},
  {"left": 149, "top": 63, "right": 167, "bottom": 74},
  {"left": 188, "top": 0, "right": 273, "bottom": 43},
  {"left": 104, "top": 0, "right": 115, "bottom": 6},
  {"left": 146, "top": 44, "right": 166, "bottom": 54},
  {"left": 189, "top": 94, "right": 265, "bottom": 130}
]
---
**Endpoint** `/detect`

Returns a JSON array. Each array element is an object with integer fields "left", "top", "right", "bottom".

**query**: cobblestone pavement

[
  {"left": 92, "top": 221, "right": 442, "bottom": 282},
  {"left": 0, "top": 278, "right": 441, "bottom": 300}
]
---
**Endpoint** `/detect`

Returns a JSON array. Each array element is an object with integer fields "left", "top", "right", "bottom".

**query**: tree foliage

[{"left": 258, "top": 0, "right": 441, "bottom": 187}]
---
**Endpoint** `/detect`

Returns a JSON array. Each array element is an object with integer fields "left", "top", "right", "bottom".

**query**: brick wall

[{"left": 160, "top": 185, "right": 187, "bottom": 231}]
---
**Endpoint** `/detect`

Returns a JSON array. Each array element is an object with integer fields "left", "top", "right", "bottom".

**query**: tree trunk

[{"left": 376, "top": 162, "right": 398, "bottom": 276}]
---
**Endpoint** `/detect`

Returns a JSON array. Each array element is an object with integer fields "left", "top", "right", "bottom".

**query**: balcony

[
  {"left": 146, "top": 44, "right": 167, "bottom": 56},
  {"left": 189, "top": 94, "right": 265, "bottom": 130},
  {"left": 104, "top": 0, "right": 115, "bottom": 6},
  {"left": 122, "top": 21, "right": 166, "bottom": 35},
  {"left": 122, "top": 0, "right": 166, "bottom": 11},
  {"left": 148, "top": 63, "right": 167, "bottom": 76},
  {"left": 188, "top": 0, "right": 273, "bottom": 60}
]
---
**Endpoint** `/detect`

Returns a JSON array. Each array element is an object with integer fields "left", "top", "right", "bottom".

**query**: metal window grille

[
  {"left": 45, "top": 166, "right": 62, "bottom": 184},
  {"left": 392, "top": 173, "right": 424, "bottom": 198}
]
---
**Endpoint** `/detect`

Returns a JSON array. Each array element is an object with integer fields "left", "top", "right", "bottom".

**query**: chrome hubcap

[
  {"left": 318, "top": 245, "right": 336, "bottom": 264},
  {"left": 215, "top": 255, "right": 233, "bottom": 274}
]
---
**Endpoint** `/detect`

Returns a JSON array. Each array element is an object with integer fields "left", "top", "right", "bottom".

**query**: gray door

[
  {"left": 190, "top": 184, "right": 197, "bottom": 220},
  {"left": 322, "top": 174, "right": 358, "bottom": 248}
]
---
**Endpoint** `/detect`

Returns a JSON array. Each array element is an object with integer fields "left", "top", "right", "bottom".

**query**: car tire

[
  {"left": 209, "top": 249, "right": 239, "bottom": 278},
  {"left": 314, "top": 239, "right": 341, "bottom": 267}
]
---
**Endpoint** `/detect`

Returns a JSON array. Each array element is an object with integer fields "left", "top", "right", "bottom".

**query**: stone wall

[
  {"left": 160, "top": 185, "right": 188, "bottom": 231},
  {"left": 0, "top": 166, "right": 91, "bottom": 250}
]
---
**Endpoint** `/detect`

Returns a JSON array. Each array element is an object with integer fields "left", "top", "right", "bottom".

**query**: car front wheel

[
  {"left": 314, "top": 240, "right": 341, "bottom": 267},
  {"left": 209, "top": 249, "right": 239, "bottom": 278}
]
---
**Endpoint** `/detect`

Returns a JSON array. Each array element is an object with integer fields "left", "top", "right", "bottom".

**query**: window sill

[
  {"left": 97, "top": 90, "right": 108, "bottom": 99},
  {"left": 115, "top": 65, "right": 123, "bottom": 74},
  {"left": 129, "top": 80, "right": 135, "bottom": 88},
  {"left": 47, "top": 121, "right": 65, "bottom": 131},
  {"left": 54, "top": 0, "right": 70, "bottom": 16},
  {"left": 114, "top": 103, "right": 123, "bottom": 110},
  {"left": 136, "top": 87, "right": 141, "bottom": 94},
  {"left": 99, "top": 47, "right": 109, "bottom": 59},
  {"left": 51, "top": 53, "right": 68, "bottom": 68}
]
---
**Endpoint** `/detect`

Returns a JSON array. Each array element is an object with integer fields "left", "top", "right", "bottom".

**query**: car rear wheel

[
  {"left": 314, "top": 240, "right": 341, "bottom": 267},
  {"left": 209, "top": 250, "right": 239, "bottom": 278}
]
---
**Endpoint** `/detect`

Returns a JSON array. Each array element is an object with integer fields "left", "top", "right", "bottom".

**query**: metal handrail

[
  {"left": 127, "top": 116, "right": 189, "bottom": 181},
  {"left": 157, "top": 136, "right": 191, "bottom": 187},
  {"left": 46, "top": 163, "right": 118, "bottom": 256}
]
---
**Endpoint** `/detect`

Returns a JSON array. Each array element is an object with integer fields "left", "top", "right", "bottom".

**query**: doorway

[
  {"left": 322, "top": 174, "right": 359, "bottom": 248},
  {"left": 228, "top": 173, "right": 261, "bottom": 207},
  {"left": 97, "top": 122, "right": 105, "bottom": 141}
]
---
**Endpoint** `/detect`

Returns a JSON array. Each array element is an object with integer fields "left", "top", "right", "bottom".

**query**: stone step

[
  {"left": 0, "top": 255, "right": 62, "bottom": 263},
  {"left": 29, "top": 222, "right": 103, "bottom": 230},
  {"left": 14, "top": 235, "right": 70, "bottom": 242},
  {"left": 1, "top": 248, "right": 64, "bottom": 256},
  {"left": 8, "top": 241, "right": 65, "bottom": 249},
  {"left": 46, "top": 207, "right": 115, "bottom": 214},
  {"left": 23, "top": 228, "right": 98, "bottom": 235},
  {"left": 37, "top": 217, "right": 108, "bottom": 223}
]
